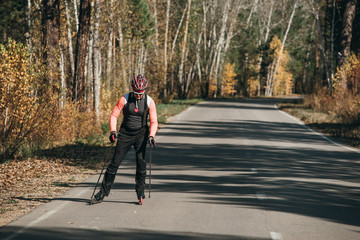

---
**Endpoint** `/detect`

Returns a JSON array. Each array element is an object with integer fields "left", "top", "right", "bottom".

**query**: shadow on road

[
  {"left": 77, "top": 99, "right": 360, "bottom": 228},
  {"left": 11, "top": 99, "right": 359, "bottom": 234},
  {"left": 0, "top": 226, "right": 268, "bottom": 240}
]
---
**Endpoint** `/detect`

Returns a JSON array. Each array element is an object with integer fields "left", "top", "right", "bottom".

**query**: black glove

[
  {"left": 109, "top": 131, "right": 117, "bottom": 143},
  {"left": 148, "top": 136, "right": 156, "bottom": 148}
]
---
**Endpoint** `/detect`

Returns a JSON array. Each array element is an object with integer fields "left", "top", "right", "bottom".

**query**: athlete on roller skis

[{"left": 92, "top": 75, "right": 158, "bottom": 205}]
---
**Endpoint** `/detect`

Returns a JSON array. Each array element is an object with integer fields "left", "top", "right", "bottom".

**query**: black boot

[{"left": 89, "top": 191, "right": 105, "bottom": 205}]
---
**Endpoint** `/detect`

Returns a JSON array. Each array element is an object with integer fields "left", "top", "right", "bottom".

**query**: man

[{"left": 93, "top": 74, "right": 158, "bottom": 205}]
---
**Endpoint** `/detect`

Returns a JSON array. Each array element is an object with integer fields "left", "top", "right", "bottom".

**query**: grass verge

[
  {"left": 277, "top": 100, "right": 360, "bottom": 149},
  {"left": 156, "top": 98, "right": 204, "bottom": 125}
]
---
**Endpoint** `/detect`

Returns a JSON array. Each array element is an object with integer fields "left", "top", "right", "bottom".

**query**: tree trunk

[
  {"left": 73, "top": 0, "right": 79, "bottom": 32},
  {"left": 330, "top": 0, "right": 335, "bottom": 81},
  {"left": 213, "top": 0, "right": 230, "bottom": 97},
  {"left": 246, "top": 0, "right": 259, "bottom": 27},
  {"left": 197, "top": 2, "right": 208, "bottom": 98},
  {"left": 106, "top": 0, "right": 114, "bottom": 90},
  {"left": 59, "top": 41, "right": 66, "bottom": 108},
  {"left": 169, "top": 2, "right": 187, "bottom": 93},
  {"left": 65, "top": 0, "right": 75, "bottom": 78},
  {"left": 129, "top": 39, "right": 133, "bottom": 85},
  {"left": 178, "top": 0, "right": 192, "bottom": 98},
  {"left": 93, "top": 0, "right": 101, "bottom": 122},
  {"left": 339, "top": 0, "right": 358, "bottom": 67},
  {"left": 26, "top": 0, "right": 32, "bottom": 61},
  {"left": 153, "top": 0, "right": 159, "bottom": 57},
  {"left": 118, "top": 20, "right": 127, "bottom": 89},
  {"left": 73, "top": 0, "right": 91, "bottom": 102},
  {"left": 266, "top": 0, "right": 298, "bottom": 97},
  {"left": 86, "top": 22, "right": 93, "bottom": 110},
  {"left": 309, "top": 0, "right": 331, "bottom": 93},
  {"left": 163, "top": 0, "right": 170, "bottom": 98},
  {"left": 41, "top": 0, "right": 60, "bottom": 90},
  {"left": 257, "top": 0, "right": 274, "bottom": 96},
  {"left": 219, "top": 0, "right": 241, "bottom": 96},
  {"left": 204, "top": 0, "right": 218, "bottom": 98}
]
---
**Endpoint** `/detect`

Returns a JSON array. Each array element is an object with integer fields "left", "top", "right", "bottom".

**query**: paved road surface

[{"left": 2, "top": 99, "right": 360, "bottom": 240}]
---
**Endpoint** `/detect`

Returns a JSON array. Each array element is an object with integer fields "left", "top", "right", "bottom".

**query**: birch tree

[
  {"left": 256, "top": 0, "right": 274, "bottom": 96},
  {"left": 218, "top": 0, "right": 242, "bottom": 96},
  {"left": 169, "top": 2, "right": 187, "bottom": 92},
  {"left": 204, "top": 0, "right": 219, "bottom": 97},
  {"left": 212, "top": 0, "right": 230, "bottom": 96},
  {"left": 59, "top": 41, "right": 66, "bottom": 108},
  {"left": 92, "top": 0, "right": 101, "bottom": 121},
  {"left": 118, "top": 20, "right": 127, "bottom": 89},
  {"left": 127, "top": 0, "right": 154, "bottom": 78},
  {"left": 106, "top": 0, "right": 114, "bottom": 90},
  {"left": 309, "top": 0, "right": 331, "bottom": 93},
  {"left": 26, "top": 0, "right": 32, "bottom": 61},
  {"left": 178, "top": 0, "right": 192, "bottom": 98},
  {"left": 65, "top": 0, "right": 75, "bottom": 79},
  {"left": 265, "top": 0, "right": 298, "bottom": 96},
  {"left": 163, "top": 0, "right": 171, "bottom": 98}
]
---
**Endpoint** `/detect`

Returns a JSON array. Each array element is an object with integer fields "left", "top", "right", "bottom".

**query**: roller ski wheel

[
  {"left": 89, "top": 198, "right": 100, "bottom": 205},
  {"left": 137, "top": 192, "right": 145, "bottom": 205},
  {"left": 89, "top": 191, "right": 105, "bottom": 205}
]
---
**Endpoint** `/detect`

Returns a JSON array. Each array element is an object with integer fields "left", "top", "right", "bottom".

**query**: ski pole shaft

[
  {"left": 90, "top": 142, "right": 114, "bottom": 200},
  {"left": 149, "top": 143, "right": 152, "bottom": 198}
]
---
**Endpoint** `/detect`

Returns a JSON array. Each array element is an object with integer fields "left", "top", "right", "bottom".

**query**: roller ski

[
  {"left": 88, "top": 142, "right": 115, "bottom": 206},
  {"left": 89, "top": 190, "right": 105, "bottom": 205},
  {"left": 137, "top": 191, "right": 145, "bottom": 205}
]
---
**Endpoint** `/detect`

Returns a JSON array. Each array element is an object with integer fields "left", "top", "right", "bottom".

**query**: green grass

[
  {"left": 51, "top": 181, "right": 70, "bottom": 187},
  {"left": 1, "top": 208, "right": 14, "bottom": 213},
  {"left": 156, "top": 98, "right": 204, "bottom": 125}
]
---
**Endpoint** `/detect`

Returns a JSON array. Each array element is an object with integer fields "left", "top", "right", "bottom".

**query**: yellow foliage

[
  {"left": 0, "top": 40, "right": 58, "bottom": 160},
  {"left": 52, "top": 100, "right": 101, "bottom": 144},
  {"left": 246, "top": 57, "right": 260, "bottom": 97},
  {"left": 208, "top": 75, "right": 217, "bottom": 98},
  {"left": 247, "top": 77, "right": 258, "bottom": 97},
  {"left": 269, "top": 35, "right": 294, "bottom": 96},
  {"left": 333, "top": 53, "right": 360, "bottom": 95},
  {"left": 331, "top": 53, "right": 360, "bottom": 123},
  {"left": 222, "top": 63, "right": 237, "bottom": 97}
]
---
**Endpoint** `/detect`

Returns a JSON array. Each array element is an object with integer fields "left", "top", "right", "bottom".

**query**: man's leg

[
  {"left": 100, "top": 133, "right": 132, "bottom": 196},
  {"left": 134, "top": 133, "right": 148, "bottom": 198}
]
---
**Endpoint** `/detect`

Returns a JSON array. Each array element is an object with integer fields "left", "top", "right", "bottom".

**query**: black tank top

[{"left": 121, "top": 93, "right": 149, "bottom": 132}]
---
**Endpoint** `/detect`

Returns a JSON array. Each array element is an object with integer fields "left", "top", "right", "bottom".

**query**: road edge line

[
  {"left": 4, "top": 188, "right": 88, "bottom": 240},
  {"left": 274, "top": 104, "right": 360, "bottom": 154}
]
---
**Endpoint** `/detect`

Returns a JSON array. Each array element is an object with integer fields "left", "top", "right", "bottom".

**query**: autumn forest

[{"left": 0, "top": 0, "right": 359, "bottom": 160}]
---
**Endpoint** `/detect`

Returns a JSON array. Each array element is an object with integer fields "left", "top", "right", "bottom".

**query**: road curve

[{"left": 2, "top": 99, "right": 360, "bottom": 240}]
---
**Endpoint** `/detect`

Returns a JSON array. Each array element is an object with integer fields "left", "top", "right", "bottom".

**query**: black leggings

[{"left": 101, "top": 127, "right": 149, "bottom": 196}]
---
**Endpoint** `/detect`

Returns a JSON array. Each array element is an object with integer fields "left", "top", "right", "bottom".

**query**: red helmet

[{"left": 131, "top": 74, "right": 148, "bottom": 94}]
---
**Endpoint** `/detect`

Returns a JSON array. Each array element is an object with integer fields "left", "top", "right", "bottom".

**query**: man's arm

[
  {"left": 148, "top": 99, "right": 158, "bottom": 137},
  {"left": 110, "top": 96, "right": 126, "bottom": 132}
]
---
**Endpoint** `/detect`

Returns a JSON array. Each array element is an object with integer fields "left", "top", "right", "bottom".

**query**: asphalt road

[{"left": 2, "top": 99, "right": 360, "bottom": 240}]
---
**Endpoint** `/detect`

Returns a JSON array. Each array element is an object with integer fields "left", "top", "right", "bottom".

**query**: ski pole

[
  {"left": 90, "top": 142, "right": 114, "bottom": 202},
  {"left": 149, "top": 142, "right": 152, "bottom": 198}
]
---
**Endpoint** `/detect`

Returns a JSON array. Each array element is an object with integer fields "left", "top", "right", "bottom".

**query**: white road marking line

[
  {"left": 256, "top": 192, "right": 267, "bottom": 200},
  {"left": 4, "top": 188, "right": 88, "bottom": 240},
  {"left": 270, "top": 232, "right": 284, "bottom": 240},
  {"left": 275, "top": 104, "right": 360, "bottom": 154}
]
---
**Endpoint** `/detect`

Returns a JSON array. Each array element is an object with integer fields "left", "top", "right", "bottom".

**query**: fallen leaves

[{"left": 0, "top": 158, "right": 97, "bottom": 227}]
